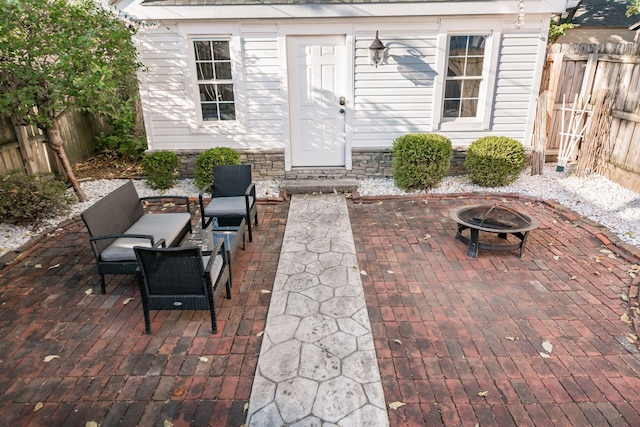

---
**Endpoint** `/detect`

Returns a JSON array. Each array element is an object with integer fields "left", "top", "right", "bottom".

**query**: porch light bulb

[{"left": 369, "top": 31, "right": 385, "bottom": 67}]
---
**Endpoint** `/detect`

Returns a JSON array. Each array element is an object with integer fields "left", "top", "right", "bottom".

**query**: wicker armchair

[
  {"left": 133, "top": 239, "right": 231, "bottom": 334},
  {"left": 198, "top": 164, "right": 259, "bottom": 242}
]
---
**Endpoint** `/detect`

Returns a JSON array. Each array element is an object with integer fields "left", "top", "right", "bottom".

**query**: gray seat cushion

[
  {"left": 100, "top": 213, "right": 191, "bottom": 262},
  {"left": 204, "top": 196, "right": 253, "bottom": 217},
  {"left": 202, "top": 254, "right": 224, "bottom": 283}
]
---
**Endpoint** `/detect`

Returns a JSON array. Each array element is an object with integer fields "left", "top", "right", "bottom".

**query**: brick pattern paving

[
  {"left": 0, "top": 201, "right": 288, "bottom": 426},
  {"left": 349, "top": 194, "right": 640, "bottom": 427}
]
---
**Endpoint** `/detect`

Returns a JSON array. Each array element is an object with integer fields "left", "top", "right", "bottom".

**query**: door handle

[
  {"left": 339, "top": 96, "right": 345, "bottom": 106},
  {"left": 340, "top": 108, "right": 345, "bottom": 113}
]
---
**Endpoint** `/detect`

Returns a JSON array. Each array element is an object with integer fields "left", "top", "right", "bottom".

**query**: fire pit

[{"left": 449, "top": 204, "right": 539, "bottom": 258}]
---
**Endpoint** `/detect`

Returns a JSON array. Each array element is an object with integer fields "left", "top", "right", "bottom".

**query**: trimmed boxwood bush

[
  {"left": 142, "top": 150, "right": 180, "bottom": 190},
  {"left": 0, "top": 172, "right": 73, "bottom": 225},
  {"left": 194, "top": 147, "right": 241, "bottom": 190},
  {"left": 464, "top": 136, "right": 525, "bottom": 187},
  {"left": 392, "top": 133, "right": 452, "bottom": 190}
]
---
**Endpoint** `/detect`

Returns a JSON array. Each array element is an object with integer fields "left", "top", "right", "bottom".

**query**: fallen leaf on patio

[
  {"left": 163, "top": 421, "right": 174, "bottom": 427},
  {"left": 244, "top": 402, "right": 249, "bottom": 413},
  {"left": 542, "top": 340, "right": 553, "bottom": 353},
  {"left": 35, "top": 264, "right": 42, "bottom": 269},
  {"left": 626, "top": 231, "right": 634, "bottom": 238},
  {"left": 553, "top": 256, "right": 560, "bottom": 261},
  {"left": 360, "top": 270, "right": 368, "bottom": 276},
  {"left": 621, "top": 294, "right": 629, "bottom": 302},
  {"left": 173, "top": 387, "right": 185, "bottom": 396},
  {"left": 424, "top": 234, "right": 431, "bottom": 240},
  {"left": 620, "top": 312, "right": 633, "bottom": 327},
  {"left": 375, "top": 201, "right": 383, "bottom": 205},
  {"left": 123, "top": 298, "right": 134, "bottom": 305},
  {"left": 626, "top": 333, "right": 638, "bottom": 343},
  {"left": 199, "top": 356, "right": 209, "bottom": 362},
  {"left": 505, "top": 336, "right": 519, "bottom": 341},
  {"left": 257, "top": 331, "right": 264, "bottom": 337},
  {"left": 394, "top": 339, "right": 403, "bottom": 345},
  {"left": 608, "top": 254, "right": 617, "bottom": 259},
  {"left": 388, "top": 401, "right": 406, "bottom": 410},
  {"left": 477, "top": 391, "right": 489, "bottom": 397},
  {"left": 34, "top": 402, "right": 43, "bottom": 412},
  {"left": 539, "top": 352, "right": 551, "bottom": 358},
  {"left": 163, "top": 202, "right": 176, "bottom": 208},
  {"left": 393, "top": 223, "right": 399, "bottom": 227},
  {"left": 593, "top": 271, "right": 602, "bottom": 276},
  {"left": 600, "top": 249, "right": 613, "bottom": 254},
  {"left": 570, "top": 276, "right": 577, "bottom": 280},
  {"left": 85, "top": 289, "right": 93, "bottom": 295},
  {"left": 387, "top": 270, "right": 394, "bottom": 274},
  {"left": 43, "top": 355, "right": 60, "bottom": 363},
  {"left": 86, "top": 422, "right": 98, "bottom": 427},
  {"left": 333, "top": 188, "right": 338, "bottom": 195},
  {"left": 48, "top": 264, "right": 60, "bottom": 270},
  {"left": 260, "top": 290, "right": 271, "bottom": 294}
]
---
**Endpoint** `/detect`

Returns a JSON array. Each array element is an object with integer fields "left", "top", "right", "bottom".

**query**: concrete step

[{"left": 280, "top": 178, "right": 359, "bottom": 194}]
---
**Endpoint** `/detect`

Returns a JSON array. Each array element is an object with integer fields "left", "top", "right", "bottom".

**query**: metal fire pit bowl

[{"left": 449, "top": 204, "right": 539, "bottom": 258}]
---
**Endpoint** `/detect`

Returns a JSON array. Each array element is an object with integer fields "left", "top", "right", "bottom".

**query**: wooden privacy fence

[
  {"left": 0, "top": 111, "right": 106, "bottom": 176},
  {"left": 539, "top": 42, "right": 640, "bottom": 192}
]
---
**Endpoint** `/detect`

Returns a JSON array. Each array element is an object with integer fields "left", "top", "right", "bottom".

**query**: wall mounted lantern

[{"left": 369, "top": 31, "right": 385, "bottom": 67}]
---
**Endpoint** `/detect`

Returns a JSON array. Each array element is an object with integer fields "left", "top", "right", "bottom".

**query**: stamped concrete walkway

[{"left": 246, "top": 194, "right": 389, "bottom": 426}]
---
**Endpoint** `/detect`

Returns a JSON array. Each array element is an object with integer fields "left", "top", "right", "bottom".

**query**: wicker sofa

[{"left": 81, "top": 181, "right": 192, "bottom": 294}]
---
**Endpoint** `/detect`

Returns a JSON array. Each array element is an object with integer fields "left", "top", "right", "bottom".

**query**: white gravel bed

[{"left": 2, "top": 165, "right": 640, "bottom": 257}]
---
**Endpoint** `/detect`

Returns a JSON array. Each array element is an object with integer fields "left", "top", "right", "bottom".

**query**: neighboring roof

[{"left": 569, "top": 0, "right": 637, "bottom": 28}]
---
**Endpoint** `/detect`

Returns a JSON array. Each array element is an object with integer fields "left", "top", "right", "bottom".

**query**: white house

[{"left": 117, "top": 0, "right": 573, "bottom": 179}]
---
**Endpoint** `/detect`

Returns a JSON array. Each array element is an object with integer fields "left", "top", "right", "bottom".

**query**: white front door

[{"left": 287, "top": 35, "right": 347, "bottom": 167}]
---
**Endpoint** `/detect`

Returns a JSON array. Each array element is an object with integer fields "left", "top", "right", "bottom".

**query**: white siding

[
  {"left": 492, "top": 30, "right": 547, "bottom": 140},
  {"left": 137, "top": 24, "right": 286, "bottom": 151},
  {"left": 136, "top": 14, "right": 550, "bottom": 155},
  {"left": 353, "top": 26, "right": 438, "bottom": 147}
]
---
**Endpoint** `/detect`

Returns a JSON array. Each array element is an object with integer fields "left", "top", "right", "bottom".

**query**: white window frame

[
  {"left": 433, "top": 19, "right": 500, "bottom": 131},
  {"left": 182, "top": 24, "right": 246, "bottom": 133},
  {"left": 193, "top": 38, "right": 236, "bottom": 122}
]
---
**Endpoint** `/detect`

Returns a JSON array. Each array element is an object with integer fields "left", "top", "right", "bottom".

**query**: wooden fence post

[{"left": 531, "top": 91, "right": 547, "bottom": 175}]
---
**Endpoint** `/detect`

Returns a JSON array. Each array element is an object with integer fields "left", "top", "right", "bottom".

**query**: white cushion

[
  {"left": 100, "top": 213, "right": 191, "bottom": 262},
  {"left": 204, "top": 196, "right": 253, "bottom": 217}
]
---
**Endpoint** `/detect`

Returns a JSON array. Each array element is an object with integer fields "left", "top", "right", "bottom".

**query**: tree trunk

[{"left": 45, "top": 125, "right": 87, "bottom": 202}]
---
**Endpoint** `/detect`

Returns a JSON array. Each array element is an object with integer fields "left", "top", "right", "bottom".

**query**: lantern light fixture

[{"left": 369, "top": 31, "right": 385, "bottom": 67}]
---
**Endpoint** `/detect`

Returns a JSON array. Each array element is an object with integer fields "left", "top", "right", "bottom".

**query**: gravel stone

[{"left": 2, "top": 166, "right": 640, "bottom": 256}]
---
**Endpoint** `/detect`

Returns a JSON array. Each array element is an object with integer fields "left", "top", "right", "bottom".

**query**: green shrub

[
  {"left": 194, "top": 147, "right": 241, "bottom": 190},
  {"left": 392, "top": 133, "right": 452, "bottom": 190},
  {"left": 464, "top": 136, "right": 525, "bottom": 187},
  {"left": 141, "top": 150, "right": 180, "bottom": 190},
  {"left": 0, "top": 172, "right": 73, "bottom": 225},
  {"left": 96, "top": 132, "right": 147, "bottom": 159}
]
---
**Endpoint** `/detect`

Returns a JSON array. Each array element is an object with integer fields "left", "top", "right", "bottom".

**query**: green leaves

[{"left": 0, "top": 0, "right": 140, "bottom": 127}]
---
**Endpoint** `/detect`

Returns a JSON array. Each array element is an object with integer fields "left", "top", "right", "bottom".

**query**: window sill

[{"left": 438, "top": 120, "right": 488, "bottom": 132}]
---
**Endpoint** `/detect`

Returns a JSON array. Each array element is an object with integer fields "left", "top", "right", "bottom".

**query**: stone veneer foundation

[{"left": 174, "top": 147, "right": 470, "bottom": 181}]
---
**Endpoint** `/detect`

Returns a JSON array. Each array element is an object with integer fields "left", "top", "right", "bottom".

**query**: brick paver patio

[
  {"left": 349, "top": 193, "right": 640, "bottom": 426},
  {"left": 0, "top": 192, "right": 639, "bottom": 426}
]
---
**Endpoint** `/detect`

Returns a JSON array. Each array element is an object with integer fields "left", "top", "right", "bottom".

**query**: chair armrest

[
  {"left": 244, "top": 182, "right": 256, "bottom": 199},
  {"left": 90, "top": 233, "right": 155, "bottom": 244},
  {"left": 153, "top": 239, "right": 167, "bottom": 248},
  {"left": 203, "top": 238, "right": 226, "bottom": 273},
  {"left": 140, "top": 195, "right": 191, "bottom": 214}
]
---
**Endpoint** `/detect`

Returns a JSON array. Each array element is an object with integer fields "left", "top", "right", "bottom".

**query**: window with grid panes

[
  {"left": 193, "top": 40, "right": 235, "bottom": 121},
  {"left": 443, "top": 35, "right": 486, "bottom": 118}
]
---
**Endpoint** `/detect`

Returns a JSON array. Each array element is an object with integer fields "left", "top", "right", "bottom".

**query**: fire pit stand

[{"left": 449, "top": 204, "right": 539, "bottom": 258}]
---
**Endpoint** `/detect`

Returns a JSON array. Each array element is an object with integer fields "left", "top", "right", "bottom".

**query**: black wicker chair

[
  {"left": 133, "top": 239, "right": 231, "bottom": 334},
  {"left": 198, "top": 164, "right": 259, "bottom": 242}
]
